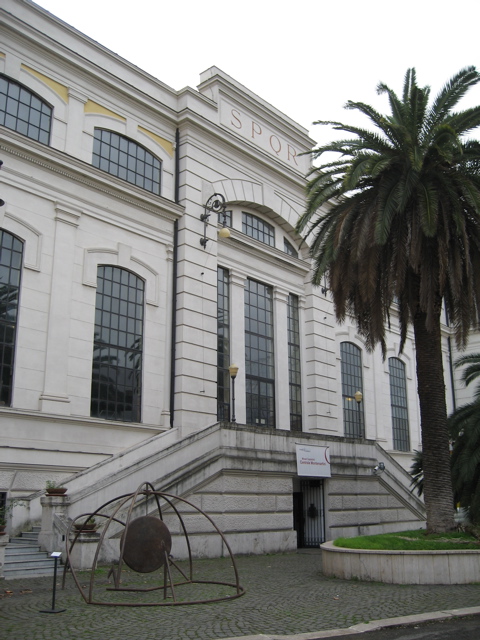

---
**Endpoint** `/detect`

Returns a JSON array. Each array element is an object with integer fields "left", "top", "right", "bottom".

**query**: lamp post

[
  {"left": 200, "top": 193, "right": 230, "bottom": 247},
  {"left": 354, "top": 390, "right": 363, "bottom": 436},
  {"left": 228, "top": 364, "right": 239, "bottom": 423}
]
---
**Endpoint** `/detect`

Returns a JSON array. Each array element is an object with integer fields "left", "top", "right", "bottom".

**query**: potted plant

[
  {"left": 45, "top": 480, "right": 67, "bottom": 496},
  {"left": 0, "top": 498, "right": 26, "bottom": 534},
  {"left": 0, "top": 508, "right": 7, "bottom": 535},
  {"left": 73, "top": 516, "right": 97, "bottom": 532}
]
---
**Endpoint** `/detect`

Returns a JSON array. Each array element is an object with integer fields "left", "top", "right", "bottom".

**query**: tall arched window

[
  {"left": 91, "top": 266, "right": 144, "bottom": 422},
  {"left": 389, "top": 357, "right": 410, "bottom": 451},
  {"left": 0, "top": 230, "right": 23, "bottom": 406},
  {"left": 340, "top": 342, "right": 364, "bottom": 437},
  {"left": 0, "top": 75, "right": 52, "bottom": 144},
  {"left": 92, "top": 129, "right": 161, "bottom": 194}
]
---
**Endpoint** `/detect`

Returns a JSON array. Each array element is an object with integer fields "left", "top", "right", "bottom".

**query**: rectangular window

[
  {"left": 288, "top": 294, "right": 302, "bottom": 431},
  {"left": 217, "top": 267, "right": 230, "bottom": 420},
  {"left": 245, "top": 279, "right": 275, "bottom": 427},
  {"left": 340, "top": 342, "right": 364, "bottom": 438},
  {"left": 389, "top": 358, "right": 410, "bottom": 451}
]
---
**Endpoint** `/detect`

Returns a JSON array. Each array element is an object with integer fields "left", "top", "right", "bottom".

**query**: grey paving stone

[{"left": 1, "top": 552, "right": 480, "bottom": 640}]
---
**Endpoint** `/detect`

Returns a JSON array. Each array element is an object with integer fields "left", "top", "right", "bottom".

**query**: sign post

[{"left": 39, "top": 552, "right": 66, "bottom": 614}]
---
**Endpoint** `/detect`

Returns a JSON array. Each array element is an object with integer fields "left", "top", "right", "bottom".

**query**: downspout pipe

[
  {"left": 444, "top": 306, "right": 456, "bottom": 414},
  {"left": 170, "top": 128, "right": 180, "bottom": 428},
  {"left": 447, "top": 337, "right": 456, "bottom": 413}
]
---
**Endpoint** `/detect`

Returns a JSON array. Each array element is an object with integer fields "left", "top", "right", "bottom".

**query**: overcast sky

[{"left": 35, "top": 0, "right": 480, "bottom": 147}]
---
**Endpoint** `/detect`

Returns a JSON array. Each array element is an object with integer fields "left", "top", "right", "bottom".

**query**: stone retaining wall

[{"left": 321, "top": 540, "right": 480, "bottom": 584}]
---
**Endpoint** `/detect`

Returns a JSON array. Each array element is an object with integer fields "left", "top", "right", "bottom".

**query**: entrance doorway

[{"left": 293, "top": 479, "right": 325, "bottom": 548}]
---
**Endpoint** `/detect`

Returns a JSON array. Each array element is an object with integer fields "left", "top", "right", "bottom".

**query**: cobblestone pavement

[{"left": 1, "top": 552, "right": 480, "bottom": 640}]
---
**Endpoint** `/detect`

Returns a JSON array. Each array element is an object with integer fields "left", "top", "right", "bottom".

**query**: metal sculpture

[{"left": 63, "top": 482, "right": 245, "bottom": 606}]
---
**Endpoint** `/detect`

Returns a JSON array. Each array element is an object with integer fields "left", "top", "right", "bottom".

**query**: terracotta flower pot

[
  {"left": 46, "top": 488, "right": 67, "bottom": 496},
  {"left": 74, "top": 522, "right": 96, "bottom": 532}
]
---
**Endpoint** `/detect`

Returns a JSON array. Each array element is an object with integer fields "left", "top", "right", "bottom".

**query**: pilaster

[{"left": 39, "top": 205, "right": 80, "bottom": 414}]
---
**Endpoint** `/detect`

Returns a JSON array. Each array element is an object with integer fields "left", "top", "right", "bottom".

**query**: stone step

[
  {"left": 5, "top": 544, "right": 42, "bottom": 555},
  {"left": 18, "top": 531, "right": 39, "bottom": 540},
  {"left": 4, "top": 564, "right": 56, "bottom": 578},
  {"left": 5, "top": 556, "right": 56, "bottom": 571},
  {"left": 3, "top": 527, "right": 58, "bottom": 579},
  {"left": 8, "top": 536, "right": 38, "bottom": 545}
]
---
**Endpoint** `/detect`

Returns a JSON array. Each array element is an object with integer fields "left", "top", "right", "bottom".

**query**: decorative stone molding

[{"left": 82, "top": 245, "right": 160, "bottom": 306}]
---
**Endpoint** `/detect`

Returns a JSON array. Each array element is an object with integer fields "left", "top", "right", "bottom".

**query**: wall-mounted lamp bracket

[
  {"left": 200, "top": 193, "right": 227, "bottom": 248},
  {"left": 372, "top": 462, "right": 385, "bottom": 475}
]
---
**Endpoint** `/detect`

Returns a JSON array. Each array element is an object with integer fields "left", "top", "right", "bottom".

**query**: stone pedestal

[
  {"left": 38, "top": 494, "right": 70, "bottom": 553},
  {"left": 68, "top": 531, "right": 101, "bottom": 570},
  {"left": 0, "top": 534, "right": 9, "bottom": 579}
]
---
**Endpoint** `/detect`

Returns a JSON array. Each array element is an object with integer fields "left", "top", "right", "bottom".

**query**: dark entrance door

[{"left": 293, "top": 479, "right": 325, "bottom": 548}]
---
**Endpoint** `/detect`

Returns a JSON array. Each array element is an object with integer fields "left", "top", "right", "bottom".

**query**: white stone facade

[{"left": 0, "top": 0, "right": 468, "bottom": 554}]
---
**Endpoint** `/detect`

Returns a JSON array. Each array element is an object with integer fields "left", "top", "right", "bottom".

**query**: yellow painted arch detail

[
  {"left": 21, "top": 65, "right": 69, "bottom": 103},
  {"left": 138, "top": 126, "right": 173, "bottom": 157},
  {"left": 84, "top": 100, "right": 126, "bottom": 122}
]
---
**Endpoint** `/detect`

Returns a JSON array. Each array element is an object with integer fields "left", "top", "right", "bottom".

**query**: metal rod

[
  {"left": 40, "top": 555, "right": 65, "bottom": 613},
  {"left": 231, "top": 375, "right": 236, "bottom": 423}
]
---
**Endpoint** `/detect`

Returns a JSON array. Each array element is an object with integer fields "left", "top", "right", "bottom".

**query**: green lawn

[{"left": 334, "top": 529, "right": 480, "bottom": 551}]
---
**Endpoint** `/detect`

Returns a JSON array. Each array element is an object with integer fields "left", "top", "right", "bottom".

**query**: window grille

[
  {"left": 0, "top": 230, "right": 23, "bottom": 406},
  {"left": 288, "top": 294, "right": 302, "bottom": 431},
  {"left": 340, "top": 342, "right": 364, "bottom": 437},
  {"left": 91, "top": 266, "right": 144, "bottom": 422},
  {"left": 242, "top": 213, "right": 275, "bottom": 247},
  {"left": 0, "top": 75, "right": 52, "bottom": 144},
  {"left": 245, "top": 279, "right": 275, "bottom": 427},
  {"left": 92, "top": 129, "right": 161, "bottom": 194},
  {"left": 389, "top": 357, "right": 410, "bottom": 451},
  {"left": 217, "top": 267, "right": 230, "bottom": 420}
]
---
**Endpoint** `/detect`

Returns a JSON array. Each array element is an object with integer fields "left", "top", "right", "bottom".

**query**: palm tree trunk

[{"left": 412, "top": 309, "right": 455, "bottom": 533}]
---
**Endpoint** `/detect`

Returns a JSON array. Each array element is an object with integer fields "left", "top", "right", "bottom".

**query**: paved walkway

[{"left": 1, "top": 551, "right": 480, "bottom": 640}]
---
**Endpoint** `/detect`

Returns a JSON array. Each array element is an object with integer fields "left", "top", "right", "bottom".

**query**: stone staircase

[{"left": 4, "top": 526, "right": 58, "bottom": 579}]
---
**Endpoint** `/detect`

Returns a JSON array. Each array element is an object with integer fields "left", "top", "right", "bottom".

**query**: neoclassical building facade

[{"left": 0, "top": 0, "right": 467, "bottom": 555}]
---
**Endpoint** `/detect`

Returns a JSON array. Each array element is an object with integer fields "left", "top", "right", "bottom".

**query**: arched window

[
  {"left": 0, "top": 230, "right": 23, "bottom": 406},
  {"left": 91, "top": 266, "right": 144, "bottom": 422},
  {"left": 242, "top": 213, "right": 275, "bottom": 247},
  {"left": 284, "top": 238, "right": 298, "bottom": 258},
  {"left": 389, "top": 357, "right": 410, "bottom": 451},
  {"left": 0, "top": 75, "right": 52, "bottom": 144},
  {"left": 340, "top": 342, "right": 364, "bottom": 437},
  {"left": 92, "top": 129, "right": 161, "bottom": 195}
]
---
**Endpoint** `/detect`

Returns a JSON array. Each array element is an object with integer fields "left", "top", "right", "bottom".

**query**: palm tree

[{"left": 297, "top": 67, "right": 480, "bottom": 533}]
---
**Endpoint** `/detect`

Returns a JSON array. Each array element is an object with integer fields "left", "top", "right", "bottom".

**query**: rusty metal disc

[{"left": 120, "top": 516, "right": 172, "bottom": 573}]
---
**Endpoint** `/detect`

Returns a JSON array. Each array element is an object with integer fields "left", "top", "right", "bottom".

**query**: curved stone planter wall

[{"left": 320, "top": 540, "right": 480, "bottom": 584}]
